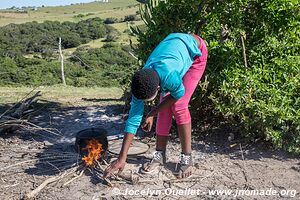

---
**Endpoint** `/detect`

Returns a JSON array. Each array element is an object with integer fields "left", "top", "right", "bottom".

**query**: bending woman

[{"left": 104, "top": 33, "right": 208, "bottom": 179}]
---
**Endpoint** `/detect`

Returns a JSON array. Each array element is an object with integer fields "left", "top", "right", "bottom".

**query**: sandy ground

[{"left": 0, "top": 102, "right": 299, "bottom": 200}]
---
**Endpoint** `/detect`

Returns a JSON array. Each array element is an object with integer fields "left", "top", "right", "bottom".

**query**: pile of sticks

[{"left": 0, "top": 89, "right": 59, "bottom": 136}]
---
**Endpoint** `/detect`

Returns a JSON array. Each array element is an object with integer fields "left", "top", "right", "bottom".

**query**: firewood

[
  {"left": 10, "top": 91, "right": 41, "bottom": 119},
  {"left": 25, "top": 168, "right": 77, "bottom": 199},
  {"left": 0, "top": 90, "right": 46, "bottom": 135}
]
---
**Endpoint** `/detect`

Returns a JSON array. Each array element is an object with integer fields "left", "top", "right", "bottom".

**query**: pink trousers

[{"left": 156, "top": 35, "right": 208, "bottom": 136}]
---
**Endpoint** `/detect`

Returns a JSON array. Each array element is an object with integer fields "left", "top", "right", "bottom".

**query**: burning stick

[
  {"left": 80, "top": 138, "right": 116, "bottom": 186},
  {"left": 81, "top": 138, "right": 104, "bottom": 167},
  {"left": 79, "top": 137, "right": 139, "bottom": 185}
]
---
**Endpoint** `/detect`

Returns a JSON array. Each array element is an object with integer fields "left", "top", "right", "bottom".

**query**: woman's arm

[
  {"left": 148, "top": 94, "right": 177, "bottom": 117},
  {"left": 142, "top": 94, "right": 178, "bottom": 132},
  {"left": 103, "top": 132, "right": 134, "bottom": 178},
  {"left": 118, "top": 132, "right": 135, "bottom": 161}
]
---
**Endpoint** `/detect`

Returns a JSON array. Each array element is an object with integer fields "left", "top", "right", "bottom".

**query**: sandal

[
  {"left": 141, "top": 150, "right": 166, "bottom": 174},
  {"left": 175, "top": 153, "right": 194, "bottom": 179}
]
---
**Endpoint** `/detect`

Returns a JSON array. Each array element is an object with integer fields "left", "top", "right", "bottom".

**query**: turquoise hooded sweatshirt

[{"left": 124, "top": 33, "right": 202, "bottom": 134}]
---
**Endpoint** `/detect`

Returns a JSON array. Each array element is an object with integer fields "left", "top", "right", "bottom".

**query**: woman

[{"left": 104, "top": 32, "right": 208, "bottom": 179}]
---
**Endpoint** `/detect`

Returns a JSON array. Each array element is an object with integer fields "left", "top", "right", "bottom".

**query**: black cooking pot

[{"left": 75, "top": 127, "right": 108, "bottom": 156}]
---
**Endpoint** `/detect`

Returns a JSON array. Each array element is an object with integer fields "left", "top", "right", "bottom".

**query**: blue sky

[{"left": 0, "top": 0, "right": 95, "bottom": 9}]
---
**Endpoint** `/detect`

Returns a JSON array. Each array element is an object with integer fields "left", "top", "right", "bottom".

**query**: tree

[{"left": 58, "top": 37, "right": 66, "bottom": 85}]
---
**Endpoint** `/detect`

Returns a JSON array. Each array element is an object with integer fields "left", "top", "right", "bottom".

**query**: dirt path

[{"left": 0, "top": 102, "right": 299, "bottom": 200}]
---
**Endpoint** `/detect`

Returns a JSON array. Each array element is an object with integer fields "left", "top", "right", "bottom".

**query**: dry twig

[
  {"left": 239, "top": 143, "right": 248, "bottom": 183},
  {"left": 62, "top": 168, "right": 85, "bottom": 187},
  {"left": 25, "top": 173, "right": 66, "bottom": 199},
  {"left": 25, "top": 167, "right": 77, "bottom": 199}
]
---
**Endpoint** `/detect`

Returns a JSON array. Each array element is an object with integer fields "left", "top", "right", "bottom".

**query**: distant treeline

[
  {"left": 0, "top": 17, "right": 118, "bottom": 57},
  {"left": 0, "top": 44, "right": 138, "bottom": 87},
  {"left": 0, "top": 17, "right": 138, "bottom": 87}
]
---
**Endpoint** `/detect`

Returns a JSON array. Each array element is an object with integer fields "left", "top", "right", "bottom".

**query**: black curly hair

[{"left": 131, "top": 68, "right": 160, "bottom": 100}]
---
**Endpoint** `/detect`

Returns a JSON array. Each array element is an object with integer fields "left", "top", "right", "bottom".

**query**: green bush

[
  {"left": 74, "top": 14, "right": 85, "bottom": 18},
  {"left": 103, "top": 26, "right": 120, "bottom": 42},
  {"left": 133, "top": 0, "right": 300, "bottom": 153},
  {"left": 0, "top": 44, "right": 138, "bottom": 88},
  {"left": 214, "top": 36, "right": 300, "bottom": 153},
  {"left": 70, "top": 45, "right": 138, "bottom": 88},
  {"left": 124, "top": 14, "right": 139, "bottom": 22},
  {"left": 0, "top": 18, "right": 111, "bottom": 56},
  {"left": 104, "top": 17, "right": 119, "bottom": 24}
]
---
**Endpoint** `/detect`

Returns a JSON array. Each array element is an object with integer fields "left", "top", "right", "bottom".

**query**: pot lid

[{"left": 108, "top": 140, "right": 150, "bottom": 156}]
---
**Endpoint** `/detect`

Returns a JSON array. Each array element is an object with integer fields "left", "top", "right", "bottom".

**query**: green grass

[
  {"left": 0, "top": 85, "right": 124, "bottom": 107},
  {"left": 0, "top": 0, "right": 139, "bottom": 26}
]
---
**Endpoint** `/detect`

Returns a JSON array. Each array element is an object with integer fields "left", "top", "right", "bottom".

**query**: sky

[{"left": 0, "top": 0, "right": 96, "bottom": 9}]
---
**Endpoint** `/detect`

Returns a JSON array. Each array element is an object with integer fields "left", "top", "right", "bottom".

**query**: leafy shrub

[
  {"left": 0, "top": 45, "right": 138, "bottom": 88},
  {"left": 0, "top": 18, "right": 111, "bottom": 56},
  {"left": 214, "top": 36, "right": 300, "bottom": 153},
  {"left": 74, "top": 14, "right": 85, "bottom": 18},
  {"left": 103, "top": 26, "right": 120, "bottom": 42},
  {"left": 124, "top": 14, "right": 139, "bottom": 22},
  {"left": 104, "top": 17, "right": 119, "bottom": 24},
  {"left": 86, "top": 13, "right": 95, "bottom": 16}
]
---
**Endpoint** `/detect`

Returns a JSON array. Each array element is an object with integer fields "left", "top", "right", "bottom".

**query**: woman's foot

[
  {"left": 141, "top": 150, "right": 166, "bottom": 174},
  {"left": 175, "top": 153, "right": 193, "bottom": 178}
]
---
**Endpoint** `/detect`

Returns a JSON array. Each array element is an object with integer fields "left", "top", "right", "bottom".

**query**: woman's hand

[
  {"left": 142, "top": 115, "right": 154, "bottom": 132},
  {"left": 103, "top": 158, "right": 126, "bottom": 178},
  {"left": 103, "top": 133, "right": 134, "bottom": 178},
  {"left": 142, "top": 95, "right": 177, "bottom": 132}
]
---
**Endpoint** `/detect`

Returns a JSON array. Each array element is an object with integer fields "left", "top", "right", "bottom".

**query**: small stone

[
  {"left": 43, "top": 141, "right": 53, "bottom": 146},
  {"left": 194, "top": 163, "right": 201, "bottom": 169},
  {"left": 228, "top": 133, "right": 235, "bottom": 141}
]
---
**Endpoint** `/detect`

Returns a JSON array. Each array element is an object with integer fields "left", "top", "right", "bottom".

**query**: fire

[{"left": 81, "top": 138, "right": 103, "bottom": 167}]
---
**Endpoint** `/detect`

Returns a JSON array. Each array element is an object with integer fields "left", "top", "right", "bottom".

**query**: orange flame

[{"left": 81, "top": 138, "right": 103, "bottom": 167}]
